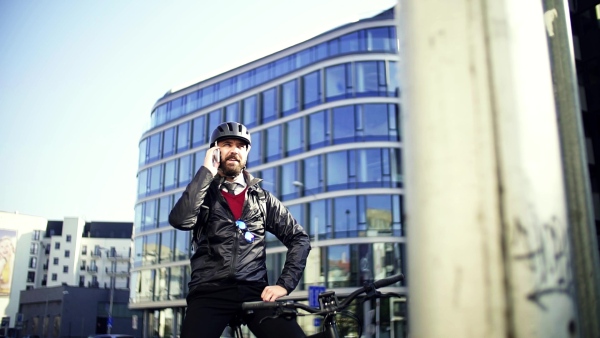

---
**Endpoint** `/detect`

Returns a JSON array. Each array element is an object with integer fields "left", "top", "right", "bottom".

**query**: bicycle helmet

[{"left": 209, "top": 122, "right": 251, "bottom": 147}]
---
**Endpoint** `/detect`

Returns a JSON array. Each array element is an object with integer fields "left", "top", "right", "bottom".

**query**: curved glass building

[{"left": 133, "top": 7, "right": 407, "bottom": 337}]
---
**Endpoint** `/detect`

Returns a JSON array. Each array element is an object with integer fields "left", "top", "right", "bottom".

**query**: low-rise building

[{"left": 0, "top": 211, "right": 137, "bottom": 338}]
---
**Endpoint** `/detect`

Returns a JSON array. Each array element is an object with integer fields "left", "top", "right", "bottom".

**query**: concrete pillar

[{"left": 396, "top": 0, "right": 578, "bottom": 336}]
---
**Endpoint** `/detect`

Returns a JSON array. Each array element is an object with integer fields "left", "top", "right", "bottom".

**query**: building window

[
  {"left": 325, "top": 63, "right": 352, "bottom": 101},
  {"left": 285, "top": 118, "right": 304, "bottom": 157},
  {"left": 162, "top": 127, "right": 176, "bottom": 158},
  {"left": 242, "top": 96, "right": 257, "bottom": 128},
  {"left": 355, "top": 61, "right": 386, "bottom": 97},
  {"left": 265, "top": 125, "right": 282, "bottom": 162},
  {"left": 65, "top": 250, "right": 70, "bottom": 258},
  {"left": 178, "top": 155, "right": 192, "bottom": 188},
  {"left": 332, "top": 105, "right": 356, "bottom": 144},
  {"left": 247, "top": 130, "right": 262, "bottom": 168},
  {"left": 33, "top": 230, "right": 41, "bottom": 241},
  {"left": 261, "top": 87, "right": 277, "bottom": 123},
  {"left": 191, "top": 115, "right": 206, "bottom": 147},
  {"left": 80, "top": 260, "right": 86, "bottom": 271},
  {"left": 176, "top": 121, "right": 190, "bottom": 153},
  {"left": 29, "top": 257, "right": 37, "bottom": 268},
  {"left": 27, "top": 271, "right": 35, "bottom": 283},
  {"left": 302, "top": 70, "right": 321, "bottom": 109},
  {"left": 148, "top": 133, "right": 162, "bottom": 162},
  {"left": 164, "top": 159, "right": 177, "bottom": 191},
  {"left": 53, "top": 258, "right": 59, "bottom": 265},
  {"left": 281, "top": 79, "right": 298, "bottom": 116},
  {"left": 149, "top": 164, "right": 163, "bottom": 194},
  {"left": 55, "top": 242, "right": 60, "bottom": 250},
  {"left": 66, "top": 235, "right": 72, "bottom": 242},
  {"left": 30, "top": 242, "right": 39, "bottom": 255},
  {"left": 308, "top": 110, "right": 328, "bottom": 150},
  {"left": 51, "top": 273, "right": 57, "bottom": 281},
  {"left": 225, "top": 102, "right": 240, "bottom": 122},
  {"left": 63, "top": 266, "right": 68, "bottom": 273}
]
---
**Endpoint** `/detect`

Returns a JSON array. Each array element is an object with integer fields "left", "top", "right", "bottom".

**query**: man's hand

[
  {"left": 203, "top": 146, "right": 220, "bottom": 176},
  {"left": 261, "top": 285, "right": 288, "bottom": 302}
]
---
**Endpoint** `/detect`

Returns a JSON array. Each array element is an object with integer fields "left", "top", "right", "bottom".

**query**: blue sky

[{"left": 0, "top": 0, "right": 396, "bottom": 222}]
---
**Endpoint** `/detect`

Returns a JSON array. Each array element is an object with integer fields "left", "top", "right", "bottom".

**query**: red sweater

[{"left": 221, "top": 187, "right": 247, "bottom": 220}]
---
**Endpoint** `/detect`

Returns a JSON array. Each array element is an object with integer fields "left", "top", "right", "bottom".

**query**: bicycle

[{"left": 234, "top": 273, "right": 405, "bottom": 338}]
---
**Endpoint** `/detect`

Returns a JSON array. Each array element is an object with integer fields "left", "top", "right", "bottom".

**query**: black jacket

[{"left": 169, "top": 166, "right": 311, "bottom": 293}]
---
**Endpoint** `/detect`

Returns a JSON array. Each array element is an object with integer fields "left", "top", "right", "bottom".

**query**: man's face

[{"left": 217, "top": 138, "right": 249, "bottom": 177}]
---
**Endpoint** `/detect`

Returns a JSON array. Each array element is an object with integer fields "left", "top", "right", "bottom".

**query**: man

[{"left": 169, "top": 121, "right": 310, "bottom": 338}]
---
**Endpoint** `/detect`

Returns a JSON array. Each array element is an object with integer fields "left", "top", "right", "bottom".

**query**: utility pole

[{"left": 397, "top": 0, "right": 579, "bottom": 337}]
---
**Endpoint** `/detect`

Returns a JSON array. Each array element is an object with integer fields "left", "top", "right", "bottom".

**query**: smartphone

[{"left": 212, "top": 148, "right": 220, "bottom": 166}]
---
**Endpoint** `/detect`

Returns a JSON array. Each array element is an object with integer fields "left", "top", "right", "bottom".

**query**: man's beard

[{"left": 220, "top": 157, "right": 245, "bottom": 177}]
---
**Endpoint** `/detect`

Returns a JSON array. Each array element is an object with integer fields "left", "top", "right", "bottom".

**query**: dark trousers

[{"left": 181, "top": 283, "right": 306, "bottom": 338}]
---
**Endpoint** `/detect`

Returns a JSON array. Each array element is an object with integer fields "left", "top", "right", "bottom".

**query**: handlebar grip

[
  {"left": 373, "top": 273, "right": 404, "bottom": 288},
  {"left": 242, "top": 301, "right": 281, "bottom": 310}
]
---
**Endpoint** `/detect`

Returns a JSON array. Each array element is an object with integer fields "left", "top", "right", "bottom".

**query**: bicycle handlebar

[{"left": 242, "top": 273, "right": 404, "bottom": 313}]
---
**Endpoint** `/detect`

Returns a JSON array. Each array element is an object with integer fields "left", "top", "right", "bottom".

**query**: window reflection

[
  {"left": 191, "top": 115, "right": 206, "bottom": 147},
  {"left": 169, "top": 266, "right": 187, "bottom": 300},
  {"left": 327, "top": 245, "right": 350, "bottom": 287},
  {"left": 158, "top": 196, "right": 171, "bottom": 227},
  {"left": 327, "top": 151, "right": 349, "bottom": 191},
  {"left": 281, "top": 79, "right": 298, "bottom": 116},
  {"left": 160, "top": 230, "right": 174, "bottom": 263},
  {"left": 143, "top": 234, "right": 159, "bottom": 266},
  {"left": 280, "top": 162, "right": 299, "bottom": 201},
  {"left": 313, "top": 242, "right": 404, "bottom": 289},
  {"left": 243, "top": 96, "right": 257, "bottom": 128},
  {"left": 325, "top": 64, "right": 352, "bottom": 101},
  {"left": 163, "top": 128, "right": 176, "bottom": 158},
  {"left": 262, "top": 88, "right": 277, "bottom": 123},
  {"left": 302, "top": 156, "right": 323, "bottom": 195},
  {"left": 247, "top": 130, "right": 262, "bottom": 167},
  {"left": 148, "top": 133, "right": 162, "bottom": 162},
  {"left": 265, "top": 125, "right": 281, "bottom": 162},
  {"left": 308, "top": 110, "right": 327, "bottom": 150},
  {"left": 362, "top": 104, "right": 389, "bottom": 141},
  {"left": 149, "top": 165, "right": 162, "bottom": 194},
  {"left": 334, "top": 197, "right": 358, "bottom": 238},
  {"left": 225, "top": 102, "right": 239, "bottom": 122},
  {"left": 176, "top": 122, "right": 190, "bottom": 153},
  {"left": 332, "top": 105, "right": 355, "bottom": 144},
  {"left": 208, "top": 109, "right": 222, "bottom": 136},
  {"left": 175, "top": 231, "right": 190, "bottom": 261},
  {"left": 178, "top": 155, "right": 192, "bottom": 187},
  {"left": 164, "top": 160, "right": 177, "bottom": 191},
  {"left": 137, "top": 170, "right": 148, "bottom": 197},
  {"left": 142, "top": 200, "right": 157, "bottom": 231},
  {"left": 355, "top": 61, "right": 376, "bottom": 96},
  {"left": 285, "top": 118, "right": 303, "bottom": 156},
  {"left": 302, "top": 70, "right": 321, "bottom": 109},
  {"left": 139, "top": 139, "right": 147, "bottom": 166}
]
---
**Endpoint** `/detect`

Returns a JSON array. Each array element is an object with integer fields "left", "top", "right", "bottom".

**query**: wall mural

[{"left": 0, "top": 229, "right": 17, "bottom": 296}]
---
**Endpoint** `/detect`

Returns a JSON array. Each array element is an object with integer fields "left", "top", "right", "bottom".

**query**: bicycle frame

[{"left": 241, "top": 273, "right": 405, "bottom": 338}]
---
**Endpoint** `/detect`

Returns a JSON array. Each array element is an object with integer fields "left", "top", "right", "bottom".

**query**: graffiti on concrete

[{"left": 512, "top": 216, "right": 574, "bottom": 310}]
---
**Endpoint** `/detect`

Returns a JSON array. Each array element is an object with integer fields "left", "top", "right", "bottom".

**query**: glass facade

[{"left": 133, "top": 7, "right": 407, "bottom": 338}]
